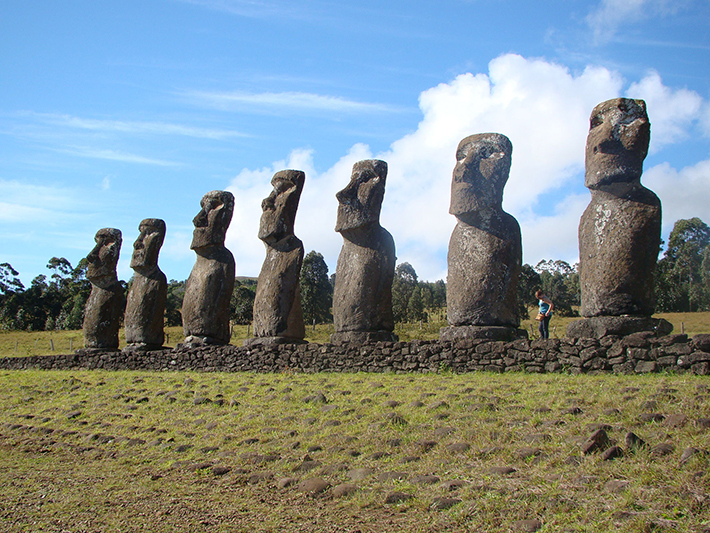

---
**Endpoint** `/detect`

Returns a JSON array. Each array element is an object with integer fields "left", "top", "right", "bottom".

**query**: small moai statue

[
  {"left": 440, "top": 133, "right": 526, "bottom": 342},
  {"left": 567, "top": 97, "right": 672, "bottom": 338},
  {"left": 123, "top": 219, "right": 168, "bottom": 352},
  {"left": 181, "top": 191, "right": 236, "bottom": 346},
  {"left": 82, "top": 228, "right": 125, "bottom": 352},
  {"left": 244, "top": 170, "right": 306, "bottom": 346},
  {"left": 331, "top": 159, "right": 397, "bottom": 344}
]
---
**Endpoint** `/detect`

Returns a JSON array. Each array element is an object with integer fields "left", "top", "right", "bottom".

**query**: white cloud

[
  {"left": 225, "top": 53, "right": 708, "bottom": 281},
  {"left": 28, "top": 112, "right": 248, "bottom": 140},
  {"left": 57, "top": 146, "right": 179, "bottom": 166},
  {"left": 587, "top": 0, "right": 691, "bottom": 43},
  {"left": 186, "top": 90, "right": 400, "bottom": 114},
  {"left": 626, "top": 71, "right": 704, "bottom": 151},
  {"left": 0, "top": 180, "right": 86, "bottom": 224},
  {"left": 644, "top": 159, "right": 710, "bottom": 234}
]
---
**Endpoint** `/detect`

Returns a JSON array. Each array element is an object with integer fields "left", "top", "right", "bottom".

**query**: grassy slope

[
  {"left": 1, "top": 312, "right": 709, "bottom": 358},
  {"left": 0, "top": 370, "right": 708, "bottom": 532}
]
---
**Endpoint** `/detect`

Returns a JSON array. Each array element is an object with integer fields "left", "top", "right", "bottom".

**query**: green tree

[
  {"left": 231, "top": 280, "right": 256, "bottom": 325},
  {"left": 407, "top": 286, "right": 425, "bottom": 322},
  {"left": 534, "top": 259, "right": 578, "bottom": 317},
  {"left": 299, "top": 251, "right": 333, "bottom": 324},
  {"left": 517, "top": 263, "right": 542, "bottom": 320},
  {"left": 392, "top": 262, "right": 418, "bottom": 323},
  {"left": 656, "top": 217, "right": 710, "bottom": 312},
  {"left": 165, "top": 280, "right": 186, "bottom": 327}
]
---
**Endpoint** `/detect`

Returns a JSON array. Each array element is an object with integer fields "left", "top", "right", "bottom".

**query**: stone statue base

[
  {"left": 243, "top": 336, "right": 307, "bottom": 346},
  {"left": 180, "top": 335, "right": 229, "bottom": 348},
  {"left": 75, "top": 348, "right": 118, "bottom": 355},
  {"left": 330, "top": 331, "right": 398, "bottom": 344},
  {"left": 122, "top": 343, "right": 166, "bottom": 353},
  {"left": 440, "top": 325, "right": 527, "bottom": 342},
  {"left": 566, "top": 316, "right": 673, "bottom": 339}
]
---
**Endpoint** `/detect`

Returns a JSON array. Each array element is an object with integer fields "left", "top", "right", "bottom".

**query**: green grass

[
  {"left": 0, "top": 370, "right": 708, "bottom": 532},
  {"left": 1, "top": 311, "right": 709, "bottom": 358}
]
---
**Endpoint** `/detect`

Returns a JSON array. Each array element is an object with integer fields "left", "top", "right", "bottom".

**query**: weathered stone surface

[
  {"left": 247, "top": 170, "right": 305, "bottom": 345},
  {"left": 124, "top": 219, "right": 167, "bottom": 351},
  {"left": 440, "top": 325, "right": 527, "bottom": 342},
  {"left": 567, "top": 316, "right": 673, "bottom": 339},
  {"left": 182, "top": 191, "right": 235, "bottom": 346},
  {"left": 446, "top": 133, "right": 522, "bottom": 333},
  {"left": 332, "top": 160, "right": 397, "bottom": 343},
  {"left": 578, "top": 98, "right": 662, "bottom": 319},
  {"left": 82, "top": 228, "right": 124, "bottom": 351}
]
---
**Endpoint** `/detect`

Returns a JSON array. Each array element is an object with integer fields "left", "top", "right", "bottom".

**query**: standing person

[{"left": 535, "top": 290, "right": 554, "bottom": 339}]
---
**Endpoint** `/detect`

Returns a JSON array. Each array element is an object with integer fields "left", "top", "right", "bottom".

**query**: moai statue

[
  {"left": 123, "top": 219, "right": 167, "bottom": 352},
  {"left": 567, "top": 98, "right": 672, "bottom": 338},
  {"left": 244, "top": 170, "right": 306, "bottom": 346},
  {"left": 440, "top": 133, "right": 526, "bottom": 342},
  {"left": 331, "top": 159, "right": 397, "bottom": 344},
  {"left": 82, "top": 228, "right": 125, "bottom": 352},
  {"left": 181, "top": 191, "right": 236, "bottom": 346}
]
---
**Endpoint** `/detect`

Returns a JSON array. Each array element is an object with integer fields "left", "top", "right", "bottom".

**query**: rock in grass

[
  {"left": 513, "top": 519, "right": 542, "bottom": 532},
  {"left": 665, "top": 414, "right": 688, "bottom": 428},
  {"left": 332, "top": 483, "right": 358, "bottom": 498},
  {"left": 297, "top": 478, "right": 330, "bottom": 494},
  {"left": 430, "top": 497, "right": 461, "bottom": 510},
  {"left": 417, "top": 440, "right": 438, "bottom": 452},
  {"left": 487, "top": 466, "right": 516, "bottom": 475},
  {"left": 604, "top": 479, "right": 630, "bottom": 493},
  {"left": 441, "top": 480, "right": 468, "bottom": 491},
  {"left": 378, "top": 471, "right": 409, "bottom": 482},
  {"left": 639, "top": 413, "right": 665, "bottom": 423},
  {"left": 625, "top": 432, "right": 646, "bottom": 451},
  {"left": 679, "top": 447, "right": 703, "bottom": 466},
  {"left": 212, "top": 466, "right": 231, "bottom": 476},
  {"left": 347, "top": 468, "right": 376, "bottom": 481},
  {"left": 601, "top": 445, "right": 624, "bottom": 461},
  {"left": 650, "top": 443, "right": 675, "bottom": 457},
  {"left": 582, "top": 429, "right": 610, "bottom": 454},
  {"left": 384, "top": 491, "right": 412, "bottom": 504},
  {"left": 447, "top": 442, "right": 470, "bottom": 453},
  {"left": 412, "top": 474, "right": 440, "bottom": 485}
]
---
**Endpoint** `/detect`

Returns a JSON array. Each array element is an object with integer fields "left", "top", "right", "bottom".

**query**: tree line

[{"left": 1, "top": 218, "right": 708, "bottom": 332}]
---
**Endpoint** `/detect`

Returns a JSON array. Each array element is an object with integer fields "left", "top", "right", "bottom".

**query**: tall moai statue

[
  {"left": 181, "top": 190, "right": 236, "bottom": 346},
  {"left": 567, "top": 98, "right": 672, "bottom": 338},
  {"left": 331, "top": 159, "right": 397, "bottom": 343},
  {"left": 244, "top": 170, "right": 306, "bottom": 346},
  {"left": 82, "top": 228, "right": 125, "bottom": 352},
  {"left": 440, "top": 133, "right": 526, "bottom": 342},
  {"left": 123, "top": 219, "right": 167, "bottom": 352}
]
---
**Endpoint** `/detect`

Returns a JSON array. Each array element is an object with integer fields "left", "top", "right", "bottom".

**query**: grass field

[
  {"left": 1, "top": 311, "right": 709, "bottom": 357},
  {"left": 1, "top": 370, "right": 708, "bottom": 532}
]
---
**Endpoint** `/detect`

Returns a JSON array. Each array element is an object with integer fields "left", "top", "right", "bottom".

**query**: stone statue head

[
  {"left": 191, "top": 190, "right": 234, "bottom": 250},
  {"left": 87, "top": 228, "right": 122, "bottom": 283},
  {"left": 450, "top": 133, "right": 512, "bottom": 217},
  {"left": 585, "top": 97, "right": 649, "bottom": 190},
  {"left": 130, "top": 218, "right": 166, "bottom": 270},
  {"left": 335, "top": 159, "right": 387, "bottom": 233},
  {"left": 258, "top": 170, "right": 305, "bottom": 244}
]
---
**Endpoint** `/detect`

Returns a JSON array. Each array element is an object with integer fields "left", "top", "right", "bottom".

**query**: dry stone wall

[{"left": 2, "top": 332, "right": 709, "bottom": 375}]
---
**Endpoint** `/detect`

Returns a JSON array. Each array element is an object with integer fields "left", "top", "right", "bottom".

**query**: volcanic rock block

[
  {"left": 124, "top": 218, "right": 167, "bottom": 351},
  {"left": 182, "top": 191, "right": 235, "bottom": 346},
  {"left": 246, "top": 170, "right": 306, "bottom": 346},
  {"left": 331, "top": 160, "right": 397, "bottom": 344},
  {"left": 82, "top": 228, "right": 124, "bottom": 351},
  {"left": 442, "top": 133, "right": 525, "bottom": 342},
  {"left": 569, "top": 98, "right": 669, "bottom": 338}
]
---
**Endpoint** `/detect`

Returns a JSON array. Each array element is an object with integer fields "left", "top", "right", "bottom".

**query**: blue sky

[{"left": 2, "top": 0, "right": 709, "bottom": 285}]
